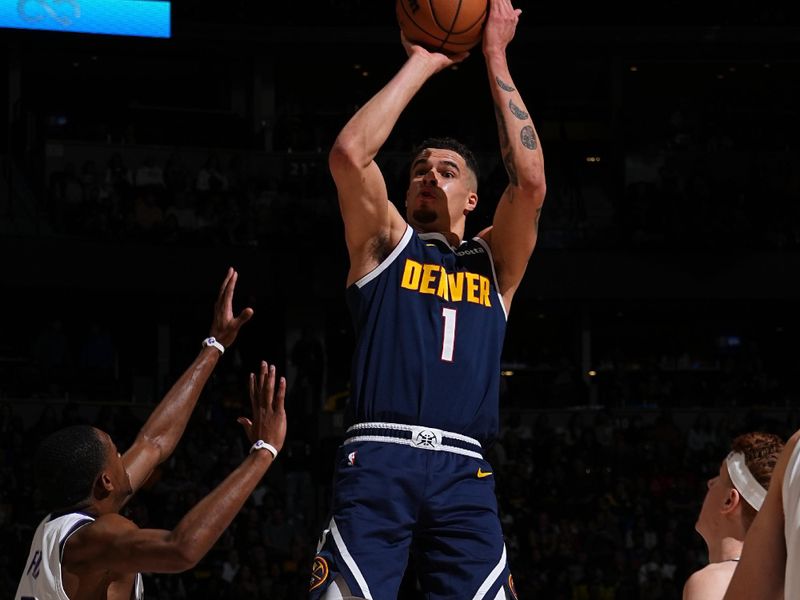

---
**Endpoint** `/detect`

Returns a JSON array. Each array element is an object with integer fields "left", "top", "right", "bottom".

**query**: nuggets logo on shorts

[
  {"left": 310, "top": 556, "right": 329, "bottom": 591},
  {"left": 508, "top": 574, "right": 518, "bottom": 599},
  {"left": 414, "top": 429, "right": 439, "bottom": 448}
]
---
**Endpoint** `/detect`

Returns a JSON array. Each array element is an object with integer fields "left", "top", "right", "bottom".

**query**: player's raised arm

[
  {"left": 329, "top": 36, "right": 467, "bottom": 285},
  {"left": 122, "top": 267, "right": 253, "bottom": 493},
  {"left": 65, "top": 362, "right": 286, "bottom": 575},
  {"left": 479, "top": 0, "right": 546, "bottom": 310}
]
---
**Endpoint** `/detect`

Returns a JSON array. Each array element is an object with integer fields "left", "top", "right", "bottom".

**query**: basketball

[{"left": 396, "top": 0, "right": 489, "bottom": 55}]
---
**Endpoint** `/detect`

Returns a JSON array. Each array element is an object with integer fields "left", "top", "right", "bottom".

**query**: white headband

[{"left": 726, "top": 451, "right": 767, "bottom": 511}]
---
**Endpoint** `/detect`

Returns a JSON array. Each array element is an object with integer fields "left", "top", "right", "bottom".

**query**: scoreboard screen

[{"left": 1, "top": 0, "right": 171, "bottom": 38}]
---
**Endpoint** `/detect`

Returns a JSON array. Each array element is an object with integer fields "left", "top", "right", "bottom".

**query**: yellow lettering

[
  {"left": 448, "top": 272, "right": 464, "bottom": 301},
  {"left": 401, "top": 259, "right": 422, "bottom": 290},
  {"left": 436, "top": 267, "right": 450, "bottom": 301},
  {"left": 404, "top": 264, "right": 491, "bottom": 307},
  {"left": 479, "top": 275, "right": 491, "bottom": 307},
  {"left": 466, "top": 273, "right": 480, "bottom": 304},
  {"left": 420, "top": 264, "right": 439, "bottom": 295}
]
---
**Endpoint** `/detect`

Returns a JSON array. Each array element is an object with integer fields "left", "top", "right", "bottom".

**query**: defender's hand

[
  {"left": 209, "top": 267, "right": 253, "bottom": 348},
  {"left": 240, "top": 362, "right": 287, "bottom": 452}
]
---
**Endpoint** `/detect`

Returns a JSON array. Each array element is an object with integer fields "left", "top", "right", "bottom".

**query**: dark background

[{"left": 1, "top": 1, "right": 800, "bottom": 598}]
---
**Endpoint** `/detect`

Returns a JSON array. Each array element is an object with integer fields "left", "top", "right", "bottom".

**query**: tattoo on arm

[
  {"left": 495, "top": 76, "right": 516, "bottom": 92},
  {"left": 494, "top": 103, "right": 518, "bottom": 186},
  {"left": 509, "top": 100, "right": 529, "bottom": 121},
  {"left": 521, "top": 126, "right": 537, "bottom": 150},
  {"left": 534, "top": 207, "right": 542, "bottom": 230},
  {"left": 494, "top": 104, "right": 509, "bottom": 149},
  {"left": 503, "top": 150, "right": 519, "bottom": 187}
]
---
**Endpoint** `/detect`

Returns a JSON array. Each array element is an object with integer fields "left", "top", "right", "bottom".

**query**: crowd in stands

[
  {"left": 34, "top": 128, "right": 800, "bottom": 255},
  {"left": 44, "top": 149, "right": 337, "bottom": 252}
]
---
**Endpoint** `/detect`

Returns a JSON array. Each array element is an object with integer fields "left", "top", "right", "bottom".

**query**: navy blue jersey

[{"left": 346, "top": 225, "right": 507, "bottom": 442}]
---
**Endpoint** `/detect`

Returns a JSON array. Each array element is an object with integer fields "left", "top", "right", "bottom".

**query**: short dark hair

[
  {"left": 35, "top": 425, "right": 107, "bottom": 511},
  {"left": 410, "top": 137, "right": 480, "bottom": 183}
]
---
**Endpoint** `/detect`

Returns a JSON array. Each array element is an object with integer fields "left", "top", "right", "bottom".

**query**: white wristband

[
  {"left": 250, "top": 440, "right": 278, "bottom": 459},
  {"left": 202, "top": 336, "right": 225, "bottom": 354}
]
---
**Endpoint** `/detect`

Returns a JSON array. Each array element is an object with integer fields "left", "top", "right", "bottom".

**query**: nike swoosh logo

[{"left": 477, "top": 469, "right": 493, "bottom": 478}]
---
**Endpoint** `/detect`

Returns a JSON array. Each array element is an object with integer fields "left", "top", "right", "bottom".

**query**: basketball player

[
  {"left": 683, "top": 432, "right": 783, "bottom": 600},
  {"left": 311, "top": 0, "right": 545, "bottom": 597},
  {"left": 722, "top": 428, "right": 800, "bottom": 600},
  {"left": 15, "top": 268, "right": 287, "bottom": 600}
]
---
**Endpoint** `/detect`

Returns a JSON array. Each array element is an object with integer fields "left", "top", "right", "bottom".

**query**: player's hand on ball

[
  {"left": 400, "top": 32, "right": 469, "bottom": 71},
  {"left": 483, "top": 0, "right": 522, "bottom": 55}
]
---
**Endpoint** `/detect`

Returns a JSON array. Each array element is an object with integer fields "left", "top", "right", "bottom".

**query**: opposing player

[
  {"left": 15, "top": 269, "right": 287, "bottom": 600},
  {"left": 311, "top": 0, "right": 545, "bottom": 597},
  {"left": 683, "top": 432, "right": 783, "bottom": 600},
  {"left": 722, "top": 428, "right": 800, "bottom": 600}
]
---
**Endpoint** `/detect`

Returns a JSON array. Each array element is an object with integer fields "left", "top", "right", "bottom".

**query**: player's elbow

[
  {"left": 163, "top": 545, "right": 203, "bottom": 573},
  {"left": 519, "top": 177, "right": 546, "bottom": 208},
  {"left": 514, "top": 163, "right": 546, "bottom": 200},
  {"left": 329, "top": 134, "right": 367, "bottom": 174}
]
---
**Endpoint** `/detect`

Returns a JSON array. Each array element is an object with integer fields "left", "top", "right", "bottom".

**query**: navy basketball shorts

[{"left": 309, "top": 423, "right": 518, "bottom": 599}]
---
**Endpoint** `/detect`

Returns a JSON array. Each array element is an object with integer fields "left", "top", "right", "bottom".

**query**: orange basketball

[{"left": 396, "top": 0, "right": 488, "bottom": 54}]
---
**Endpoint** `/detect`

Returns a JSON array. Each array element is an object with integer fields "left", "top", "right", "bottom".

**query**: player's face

[
  {"left": 695, "top": 460, "right": 733, "bottom": 538},
  {"left": 406, "top": 148, "right": 477, "bottom": 233}
]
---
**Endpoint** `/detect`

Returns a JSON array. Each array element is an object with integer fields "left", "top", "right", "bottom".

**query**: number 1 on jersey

[{"left": 441, "top": 307, "right": 457, "bottom": 362}]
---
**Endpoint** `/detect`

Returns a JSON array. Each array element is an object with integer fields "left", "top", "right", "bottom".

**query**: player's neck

[
  {"left": 707, "top": 535, "right": 744, "bottom": 564},
  {"left": 443, "top": 230, "right": 463, "bottom": 247},
  {"left": 415, "top": 226, "right": 463, "bottom": 248}
]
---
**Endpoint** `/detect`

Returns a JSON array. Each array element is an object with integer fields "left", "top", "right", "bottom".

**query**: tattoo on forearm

[
  {"left": 495, "top": 76, "right": 516, "bottom": 92},
  {"left": 509, "top": 100, "right": 529, "bottom": 121},
  {"left": 534, "top": 207, "right": 542, "bottom": 230},
  {"left": 503, "top": 150, "right": 519, "bottom": 187},
  {"left": 494, "top": 104, "right": 509, "bottom": 149},
  {"left": 521, "top": 126, "right": 537, "bottom": 150}
]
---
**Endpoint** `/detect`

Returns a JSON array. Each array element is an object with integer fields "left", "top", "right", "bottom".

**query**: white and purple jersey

[{"left": 15, "top": 511, "right": 144, "bottom": 600}]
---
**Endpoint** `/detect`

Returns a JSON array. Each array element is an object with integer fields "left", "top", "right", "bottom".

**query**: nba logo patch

[{"left": 347, "top": 451, "right": 357, "bottom": 466}]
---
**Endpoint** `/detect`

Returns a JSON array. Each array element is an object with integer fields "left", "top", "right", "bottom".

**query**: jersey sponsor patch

[
  {"left": 477, "top": 468, "right": 493, "bottom": 479},
  {"left": 347, "top": 451, "right": 357, "bottom": 466},
  {"left": 455, "top": 246, "right": 485, "bottom": 256},
  {"left": 310, "top": 556, "right": 329, "bottom": 591}
]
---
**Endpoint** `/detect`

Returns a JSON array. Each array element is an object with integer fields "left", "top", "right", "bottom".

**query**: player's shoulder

[
  {"left": 64, "top": 512, "right": 139, "bottom": 567},
  {"left": 90, "top": 512, "right": 139, "bottom": 533},
  {"left": 70, "top": 513, "right": 138, "bottom": 547},
  {"left": 682, "top": 563, "right": 735, "bottom": 600}
]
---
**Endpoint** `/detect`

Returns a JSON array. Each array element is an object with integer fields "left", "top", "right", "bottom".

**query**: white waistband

[{"left": 344, "top": 422, "right": 483, "bottom": 459}]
